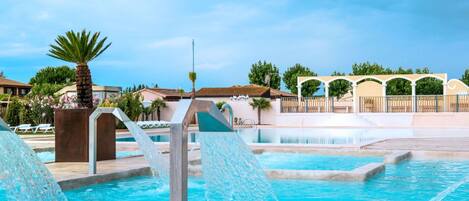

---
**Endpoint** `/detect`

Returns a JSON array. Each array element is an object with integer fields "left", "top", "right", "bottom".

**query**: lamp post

[{"left": 189, "top": 39, "right": 197, "bottom": 99}]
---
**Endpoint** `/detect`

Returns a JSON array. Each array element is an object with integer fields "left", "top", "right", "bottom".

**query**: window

[
  {"left": 19, "top": 88, "right": 30, "bottom": 96},
  {"left": 4, "top": 87, "right": 16, "bottom": 95}
]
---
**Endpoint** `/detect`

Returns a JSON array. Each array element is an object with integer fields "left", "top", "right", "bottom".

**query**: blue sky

[{"left": 1, "top": 0, "right": 469, "bottom": 91}]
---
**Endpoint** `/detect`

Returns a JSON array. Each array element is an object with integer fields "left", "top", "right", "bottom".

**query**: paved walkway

[
  {"left": 364, "top": 137, "right": 469, "bottom": 152},
  {"left": 47, "top": 156, "right": 150, "bottom": 182}
]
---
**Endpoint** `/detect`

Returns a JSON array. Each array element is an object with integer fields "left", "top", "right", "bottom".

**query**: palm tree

[
  {"left": 189, "top": 72, "right": 196, "bottom": 99},
  {"left": 141, "top": 106, "right": 155, "bottom": 121},
  {"left": 249, "top": 98, "right": 271, "bottom": 125},
  {"left": 48, "top": 30, "right": 111, "bottom": 108},
  {"left": 151, "top": 98, "right": 166, "bottom": 121}
]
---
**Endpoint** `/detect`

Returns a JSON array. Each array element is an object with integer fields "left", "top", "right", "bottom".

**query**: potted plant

[{"left": 48, "top": 30, "right": 115, "bottom": 162}]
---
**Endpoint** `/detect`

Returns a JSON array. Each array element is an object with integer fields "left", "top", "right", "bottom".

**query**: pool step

[
  {"left": 384, "top": 151, "right": 411, "bottom": 164},
  {"left": 265, "top": 162, "right": 385, "bottom": 181},
  {"left": 188, "top": 162, "right": 385, "bottom": 182}
]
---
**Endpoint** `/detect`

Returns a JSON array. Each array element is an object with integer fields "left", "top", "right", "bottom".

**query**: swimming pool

[
  {"left": 117, "top": 127, "right": 469, "bottom": 146},
  {"left": 36, "top": 150, "right": 143, "bottom": 163},
  {"left": 63, "top": 160, "right": 469, "bottom": 201},
  {"left": 256, "top": 152, "right": 383, "bottom": 171}
]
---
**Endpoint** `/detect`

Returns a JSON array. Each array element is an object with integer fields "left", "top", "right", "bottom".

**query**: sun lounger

[
  {"left": 34, "top": 124, "right": 55, "bottom": 133},
  {"left": 15, "top": 124, "right": 33, "bottom": 132},
  {"left": 136, "top": 121, "right": 170, "bottom": 129}
]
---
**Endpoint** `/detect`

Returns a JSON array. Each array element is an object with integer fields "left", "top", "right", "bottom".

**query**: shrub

[{"left": 5, "top": 97, "right": 23, "bottom": 126}]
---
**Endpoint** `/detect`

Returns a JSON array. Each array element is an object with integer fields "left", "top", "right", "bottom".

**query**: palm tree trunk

[
  {"left": 157, "top": 108, "right": 161, "bottom": 121},
  {"left": 257, "top": 108, "right": 261, "bottom": 125},
  {"left": 76, "top": 64, "right": 93, "bottom": 108}
]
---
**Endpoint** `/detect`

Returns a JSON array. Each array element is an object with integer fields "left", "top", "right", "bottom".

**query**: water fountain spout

[
  {"left": 169, "top": 100, "right": 233, "bottom": 201},
  {"left": 89, "top": 108, "right": 169, "bottom": 183},
  {"left": 220, "top": 103, "right": 234, "bottom": 127}
]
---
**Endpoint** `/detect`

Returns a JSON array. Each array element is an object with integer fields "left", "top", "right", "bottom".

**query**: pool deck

[{"left": 363, "top": 137, "right": 469, "bottom": 152}]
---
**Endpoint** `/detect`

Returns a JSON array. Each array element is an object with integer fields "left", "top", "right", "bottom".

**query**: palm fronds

[{"left": 48, "top": 30, "right": 111, "bottom": 64}]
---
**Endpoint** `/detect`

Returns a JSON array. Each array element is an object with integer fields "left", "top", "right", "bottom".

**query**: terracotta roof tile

[
  {"left": 0, "top": 77, "right": 31, "bottom": 87},
  {"left": 195, "top": 84, "right": 295, "bottom": 98}
]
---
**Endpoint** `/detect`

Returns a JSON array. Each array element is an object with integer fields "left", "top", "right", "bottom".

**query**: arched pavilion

[{"left": 297, "top": 74, "right": 448, "bottom": 113}]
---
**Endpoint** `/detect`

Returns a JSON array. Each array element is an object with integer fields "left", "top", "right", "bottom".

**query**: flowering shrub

[
  {"left": 55, "top": 95, "right": 100, "bottom": 109},
  {"left": 22, "top": 96, "right": 56, "bottom": 125}
]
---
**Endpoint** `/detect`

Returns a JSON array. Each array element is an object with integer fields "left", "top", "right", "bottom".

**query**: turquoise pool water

[
  {"left": 63, "top": 160, "right": 469, "bottom": 201},
  {"left": 256, "top": 152, "right": 383, "bottom": 170},
  {"left": 36, "top": 150, "right": 143, "bottom": 163},
  {"left": 116, "top": 128, "right": 469, "bottom": 145}
]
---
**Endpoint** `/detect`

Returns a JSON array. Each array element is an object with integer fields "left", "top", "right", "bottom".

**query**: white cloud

[
  {"left": 147, "top": 37, "right": 193, "bottom": 49},
  {"left": 0, "top": 43, "right": 47, "bottom": 57}
]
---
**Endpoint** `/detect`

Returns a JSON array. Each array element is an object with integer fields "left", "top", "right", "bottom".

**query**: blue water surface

[
  {"left": 256, "top": 152, "right": 382, "bottom": 171},
  {"left": 64, "top": 160, "right": 469, "bottom": 201}
]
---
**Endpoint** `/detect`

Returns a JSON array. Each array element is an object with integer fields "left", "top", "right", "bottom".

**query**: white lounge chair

[
  {"left": 15, "top": 124, "right": 33, "bottom": 132},
  {"left": 34, "top": 124, "right": 55, "bottom": 133}
]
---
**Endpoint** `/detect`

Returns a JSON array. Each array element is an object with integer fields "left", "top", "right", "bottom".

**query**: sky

[{"left": 1, "top": 0, "right": 469, "bottom": 91}]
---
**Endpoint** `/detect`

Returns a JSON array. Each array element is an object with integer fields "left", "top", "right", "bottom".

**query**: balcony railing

[{"left": 281, "top": 95, "right": 469, "bottom": 113}]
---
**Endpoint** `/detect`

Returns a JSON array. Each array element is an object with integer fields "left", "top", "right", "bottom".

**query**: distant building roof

[
  {"left": 195, "top": 84, "right": 295, "bottom": 98},
  {"left": 56, "top": 84, "right": 121, "bottom": 95},
  {"left": 0, "top": 77, "right": 31, "bottom": 88},
  {"left": 140, "top": 88, "right": 190, "bottom": 100}
]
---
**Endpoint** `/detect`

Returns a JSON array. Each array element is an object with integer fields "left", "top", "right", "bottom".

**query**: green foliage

[
  {"left": 386, "top": 67, "right": 413, "bottom": 95},
  {"left": 189, "top": 72, "right": 197, "bottom": 82},
  {"left": 151, "top": 98, "right": 166, "bottom": 121},
  {"left": 351, "top": 62, "right": 392, "bottom": 75},
  {"left": 0, "top": 94, "right": 10, "bottom": 101},
  {"left": 415, "top": 68, "right": 443, "bottom": 95},
  {"left": 461, "top": 69, "right": 469, "bottom": 86},
  {"left": 250, "top": 98, "right": 271, "bottom": 110},
  {"left": 248, "top": 60, "right": 281, "bottom": 89},
  {"left": 5, "top": 97, "right": 23, "bottom": 126},
  {"left": 282, "top": 64, "right": 319, "bottom": 97},
  {"left": 30, "top": 66, "right": 76, "bottom": 85},
  {"left": 123, "top": 83, "right": 158, "bottom": 93},
  {"left": 249, "top": 98, "right": 271, "bottom": 125},
  {"left": 48, "top": 30, "right": 111, "bottom": 64},
  {"left": 117, "top": 93, "right": 143, "bottom": 121},
  {"left": 216, "top": 101, "right": 227, "bottom": 110},
  {"left": 328, "top": 71, "right": 351, "bottom": 98},
  {"left": 99, "top": 99, "right": 118, "bottom": 108},
  {"left": 21, "top": 96, "right": 56, "bottom": 125},
  {"left": 30, "top": 83, "right": 65, "bottom": 96}
]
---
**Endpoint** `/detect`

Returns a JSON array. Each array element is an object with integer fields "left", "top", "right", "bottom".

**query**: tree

[
  {"left": 282, "top": 64, "right": 319, "bottom": 97},
  {"left": 48, "top": 29, "right": 111, "bottom": 108},
  {"left": 249, "top": 98, "right": 271, "bottom": 125},
  {"left": 5, "top": 97, "right": 23, "bottom": 126},
  {"left": 117, "top": 93, "right": 143, "bottom": 121},
  {"left": 216, "top": 101, "right": 227, "bottom": 110},
  {"left": 248, "top": 60, "right": 281, "bottom": 89},
  {"left": 328, "top": 71, "right": 351, "bottom": 98},
  {"left": 30, "top": 66, "right": 76, "bottom": 85},
  {"left": 351, "top": 62, "right": 392, "bottom": 75},
  {"left": 386, "top": 67, "right": 413, "bottom": 95},
  {"left": 461, "top": 69, "right": 469, "bottom": 86},
  {"left": 189, "top": 72, "right": 196, "bottom": 99},
  {"left": 141, "top": 106, "right": 155, "bottom": 121},
  {"left": 415, "top": 67, "right": 443, "bottom": 95},
  {"left": 123, "top": 83, "right": 158, "bottom": 93},
  {"left": 151, "top": 98, "right": 166, "bottom": 121},
  {"left": 29, "top": 66, "right": 76, "bottom": 96},
  {"left": 30, "top": 83, "right": 66, "bottom": 96}
]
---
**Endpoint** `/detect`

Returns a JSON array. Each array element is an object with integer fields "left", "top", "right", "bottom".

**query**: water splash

[
  {"left": 429, "top": 176, "right": 469, "bottom": 201},
  {"left": 0, "top": 128, "right": 67, "bottom": 200},
  {"left": 199, "top": 131, "right": 277, "bottom": 201},
  {"left": 121, "top": 121, "right": 169, "bottom": 184}
]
